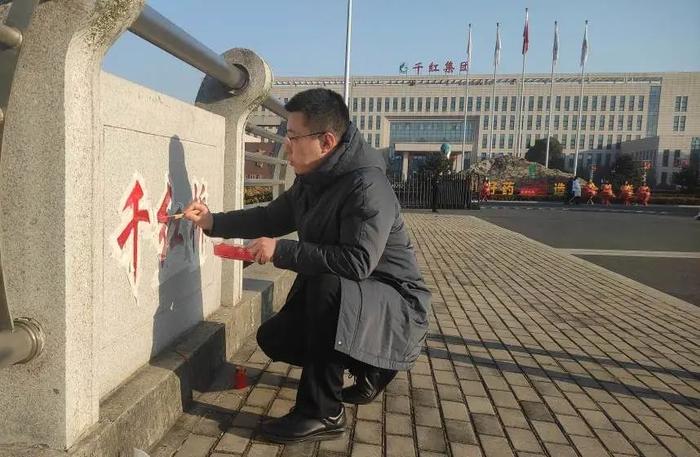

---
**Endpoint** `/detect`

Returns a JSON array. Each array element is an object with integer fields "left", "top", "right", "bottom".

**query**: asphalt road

[{"left": 411, "top": 204, "right": 700, "bottom": 305}]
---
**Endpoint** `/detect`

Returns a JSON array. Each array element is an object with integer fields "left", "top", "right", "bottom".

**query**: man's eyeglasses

[{"left": 285, "top": 131, "right": 326, "bottom": 142}]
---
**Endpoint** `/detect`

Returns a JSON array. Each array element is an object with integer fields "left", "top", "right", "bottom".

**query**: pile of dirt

[{"left": 466, "top": 156, "right": 573, "bottom": 181}]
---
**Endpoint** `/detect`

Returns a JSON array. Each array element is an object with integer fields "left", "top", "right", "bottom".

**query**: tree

[
  {"left": 610, "top": 154, "right": 643, "bottom": 187},
  {"left": 673, "top": 166, "right": 699, "bottom": 193},
  {"left": 525, "top": 137, "right": 565, "bottom": 172},
  {"left": 419, "top": 153, "right": 451, "bottom": 176}
]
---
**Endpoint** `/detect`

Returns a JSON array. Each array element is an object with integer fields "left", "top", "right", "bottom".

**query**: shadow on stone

[{"left": 425, "top": 335, "right": 699, "bottom": 407}]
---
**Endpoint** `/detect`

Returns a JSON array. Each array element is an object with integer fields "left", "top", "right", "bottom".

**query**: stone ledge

[{"left": 0, "top": 263, "right": 295, "bottom": 457}]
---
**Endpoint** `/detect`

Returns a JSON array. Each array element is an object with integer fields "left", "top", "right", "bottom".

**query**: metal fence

[{"left": 387, "top": 173, "right": 480, "bottom": 210}]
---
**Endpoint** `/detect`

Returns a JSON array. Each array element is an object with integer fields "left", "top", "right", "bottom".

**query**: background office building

[{"left": 249, "top": 72, "right": 699, "bottom": 184}]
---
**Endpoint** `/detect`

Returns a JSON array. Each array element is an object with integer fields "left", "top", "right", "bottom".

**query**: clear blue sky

[{"left": 103, "top": 0, "right": 700, "bottom": 103}]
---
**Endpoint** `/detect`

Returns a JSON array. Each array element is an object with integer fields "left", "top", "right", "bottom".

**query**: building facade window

[
  {"left": 361, "top": 98, "right": 366, "bottom": 111},
  {"left": 556, "top": 96, "right": 562, "bottom": 110},
  {"left": 377, "top": 98, "right": 382, "bottom": 112},
  {"left": 537, "top": 96, "right": 543, "bottom": 111},
  {"left": 620, "top": 95, "right": 626, "bottom": 111},
  {"left": 369, "top": 98, "right": 374, "bottom": 112},
  {"left": 450, "top": 97, "right": 456, "bottom": 112},
  {"left": 610, "top": 96, "right": 617, "bottom": 111},
  {"left": 591, "top": 96, "right": 598, "bottom": 111},
  {"left": 601, "top": 95, "right": 607, "bottom": 111}
]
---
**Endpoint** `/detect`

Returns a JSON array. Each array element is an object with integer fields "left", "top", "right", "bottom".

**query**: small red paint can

[{"left": 213, "top": 243, "right": 255, "bottom": 262}]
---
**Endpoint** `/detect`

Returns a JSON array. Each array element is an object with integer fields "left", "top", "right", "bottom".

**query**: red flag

[{"left": 522, "top": 9, "right": 529, "bottom": 55}]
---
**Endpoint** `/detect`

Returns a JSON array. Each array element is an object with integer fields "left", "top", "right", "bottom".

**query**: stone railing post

[
  {"left": 195, "top": 48, "right": 272, "bottom": 308},
  {"left": 0, "top": 0, "right": 145, "bottom": 449}
]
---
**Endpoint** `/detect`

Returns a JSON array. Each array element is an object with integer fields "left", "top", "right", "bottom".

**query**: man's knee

[{"left": 304, "top": 273, "right": 341, "bottom": 304}]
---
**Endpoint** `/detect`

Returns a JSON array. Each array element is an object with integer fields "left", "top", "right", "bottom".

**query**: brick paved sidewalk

[{"left": 151, "top": 214, "right": 700, "bottom": 457}]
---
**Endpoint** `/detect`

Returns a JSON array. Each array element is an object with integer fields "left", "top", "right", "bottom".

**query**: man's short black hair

[{"left": 284, "top": 88, "right": 350, "bottom": 139}]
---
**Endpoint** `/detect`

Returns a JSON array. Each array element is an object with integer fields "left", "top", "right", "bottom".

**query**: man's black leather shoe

[
  {"left": 259, "top": 405, "right": 345, "bottom": 443},
  {"left": 342, "top": 365, "right": 397, "bottom": 405}
]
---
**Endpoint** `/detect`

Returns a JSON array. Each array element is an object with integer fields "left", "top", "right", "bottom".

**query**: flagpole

[
  {"left": 488, "top": 23, "right": 499, "bottom": 157},
  {"left": 342, "top": 0, "right": 353, "bottom": 105},
  {"left": 515, "top": 8, "right": 528, "bottom": 158},
  {"left": 545, "top": 21, "right": 558, "bottom": 168},
  {"left": 460, "top": 24, "right": 472, "bottom": 171},
  {"left": 573, "top": 20, "right": 588, "bottom": 176}
]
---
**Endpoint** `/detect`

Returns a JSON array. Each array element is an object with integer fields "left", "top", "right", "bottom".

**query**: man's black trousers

[{"left": 256, "top": 273, "right": 349, "bottom": 418}]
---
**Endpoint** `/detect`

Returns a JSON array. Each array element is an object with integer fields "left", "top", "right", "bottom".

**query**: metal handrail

[
  {"left": 245, "top": 178, "right": 285, "bottom": 187},
  {"left": 0, "top": 23, "right": 21, "bottom": 48},
  {"left": 129, "top": 5, "right": 248, "bottom": 91},
  {"left": 245, "top": 123, "right": 285, "bottom": 143},
  {"left": 127, "top": 5, "right": 288, "bottom": 120},
  {"left": 245, "top": 152, "right": 287, "bottom": 165}
]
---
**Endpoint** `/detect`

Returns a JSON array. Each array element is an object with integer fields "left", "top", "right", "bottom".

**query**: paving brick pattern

[{"left": 151, "top": 214, "right": 700, "bottom": 457}]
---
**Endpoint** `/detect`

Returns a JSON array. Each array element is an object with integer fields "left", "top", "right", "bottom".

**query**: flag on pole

[
  {"left": 580, "top": 20, "right": 589, "bottom": 67},
  {"left": 466, "top": 24, "right": 472, "bottom": 68},
  {"left": 553, "top": 21, "right": 559, "bottom": 66},
  {"left": 494, "top": 23, "right": 501, "bottom": 68},
  {"left": 522, "top": 9, "right": 529, "bottom": 55}
]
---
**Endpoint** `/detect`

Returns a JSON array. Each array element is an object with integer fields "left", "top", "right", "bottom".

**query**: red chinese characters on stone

[
  {"left": 460, "top": 61, "right": 468, "bottom": 72},
  {"left": 428, "top": 62, "right": 439, "bottom": 73},
  {"left": 116, "top": 181, "right": 151, "bottom": 284},
  {"left": 413, "top": 62, "right": 423, "bottom": 75},
  {"left": 444, "top": 61, "right": 455, "bottom": 73},
  {"left": 156, "top": 182, "right": 184, "bottom": 266},
  {"left": 190, "top": 182, "right": 207, "bottom": 256}
]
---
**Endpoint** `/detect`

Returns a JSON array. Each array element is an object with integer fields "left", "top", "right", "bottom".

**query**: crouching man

[{"left": 184, "top": 88, "right": 431, "bottom": 443}]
